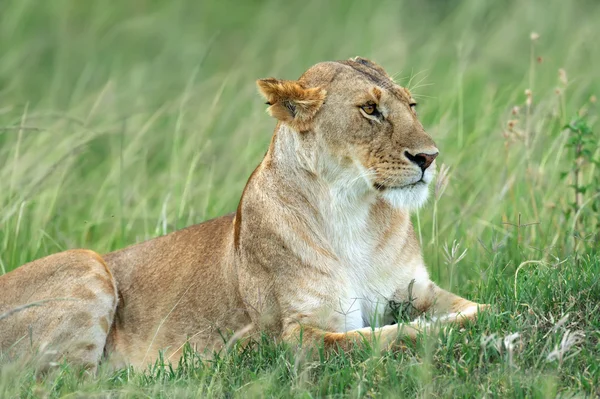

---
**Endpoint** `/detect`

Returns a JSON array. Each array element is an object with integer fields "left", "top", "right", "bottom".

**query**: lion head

[{"left": 257, "top": 57, "right": 438, "bottom": 209}]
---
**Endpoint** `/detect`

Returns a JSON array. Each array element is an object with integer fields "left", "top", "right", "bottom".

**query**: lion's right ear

[{"left": 257, "top": 78, "right": 326, "bottom": 131}]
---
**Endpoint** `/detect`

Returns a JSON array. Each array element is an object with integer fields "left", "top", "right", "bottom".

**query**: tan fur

[
  {"left": 0, "top": 250, "right": 117, "bottom": 371},
  {"left": 0, "top": 57, "right": 487, "bottom": 370},
  {"left": 257, "top": 78, "right": 327, "bottom": 132}
]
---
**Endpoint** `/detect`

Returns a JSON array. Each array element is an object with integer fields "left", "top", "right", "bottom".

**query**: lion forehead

[{"left": 300, "top": 60, "right": 410, "bottom": 105}]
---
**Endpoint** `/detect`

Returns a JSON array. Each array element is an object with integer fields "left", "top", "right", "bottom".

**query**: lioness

[{"left": 0, "top": 57, "right": 486, "bottom": 370}]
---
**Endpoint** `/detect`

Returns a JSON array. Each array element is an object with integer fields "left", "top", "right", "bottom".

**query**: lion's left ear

[{"left": 257, "top": 78, "right": 326, "bottom": 131}]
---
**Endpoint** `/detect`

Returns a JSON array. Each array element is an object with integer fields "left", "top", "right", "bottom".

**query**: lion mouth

[{"left": 373, "top": 179, "right": 425, "bottom": 191}]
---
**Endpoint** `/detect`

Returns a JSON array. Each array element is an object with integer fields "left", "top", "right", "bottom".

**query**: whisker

[
  {"left": 347, "top": 168, "right": 378, "bottom": 187},
  {"left": 408, "top": 75, "right": 432, "bottom": 92},
  {"left": 404, "top": 69, "right": 430, "bottom": 89},
  {"left": 411, "top": 93, "right": 437, "bottom": 100}
]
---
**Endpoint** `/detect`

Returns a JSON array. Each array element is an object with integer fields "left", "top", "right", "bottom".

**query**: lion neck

[{"left": 253, "top": 124, "right": 409, "bottom": 260}]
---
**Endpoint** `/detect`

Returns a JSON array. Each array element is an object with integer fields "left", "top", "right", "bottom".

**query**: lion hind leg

[{"left": 0, "top": 249, "right": 118, "bottom": 372}]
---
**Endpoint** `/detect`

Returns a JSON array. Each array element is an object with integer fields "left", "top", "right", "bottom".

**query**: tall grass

[{"left": 1, "top": 0, "right": 599, "bottom": 397}]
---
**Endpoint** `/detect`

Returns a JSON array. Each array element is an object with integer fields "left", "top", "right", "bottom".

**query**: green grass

[{"left": 1, "top": 0, "right": 599, "bottom": 397}]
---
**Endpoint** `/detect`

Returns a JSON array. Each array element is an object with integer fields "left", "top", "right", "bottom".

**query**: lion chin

[{"left": 381, "top": 182, "right": 431, "bottom": 210}]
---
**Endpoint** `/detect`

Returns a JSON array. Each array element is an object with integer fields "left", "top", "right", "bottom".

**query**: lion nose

[{"left": 404, "top": 151, "right": 438, "bottom": 171}]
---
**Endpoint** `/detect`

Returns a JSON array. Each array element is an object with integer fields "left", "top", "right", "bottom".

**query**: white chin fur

[{"left": 381, "top": 183, "right": 430, "bottom": 210}]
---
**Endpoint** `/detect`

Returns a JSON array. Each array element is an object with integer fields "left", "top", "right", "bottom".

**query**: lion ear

[{"left": 257, "top": 78, "right": 326, "bottom": 131}]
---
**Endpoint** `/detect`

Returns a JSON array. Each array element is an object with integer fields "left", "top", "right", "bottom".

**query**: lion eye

[
  {"left": 360, "top": 102, "right": 379, "bottom": 116},
  {"left": 409, "top": 102, "right": 417, "bottom": 111},
  {"left": 362, "top": 104, "right": 375, "bottom": 115}
]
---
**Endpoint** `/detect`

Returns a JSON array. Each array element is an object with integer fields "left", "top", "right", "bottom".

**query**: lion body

[{"left": 0, "top": 58, "right": 485, "bottom": 370}]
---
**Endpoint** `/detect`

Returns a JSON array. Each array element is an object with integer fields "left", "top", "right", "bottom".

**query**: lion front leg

[
  {"left": 281, "top": 319, "right": 425, "bottom": 355},
  {"left": 399, "top": 281, "right": 488, "bottom": 326}
]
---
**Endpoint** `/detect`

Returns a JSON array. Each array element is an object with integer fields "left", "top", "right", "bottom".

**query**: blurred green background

[{"left": 1, "top": 0, "right": 598, "bottom": 290}]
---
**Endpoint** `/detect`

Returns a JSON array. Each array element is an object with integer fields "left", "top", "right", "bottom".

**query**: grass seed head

[
  {"left": 442, "top": 240, "right": 468, "bottom": 266},
  {"left": 525, "top": 89, "right": 533, "bottom": 107},
  {"left": 558, "top": 68, "right": 568, "bottom": 86},
  {"left": 434, "top": 163, "right": 451, "bottom": 201},
  {"left": 546, "top": 330, "right": 585, "bottom": 366}
]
